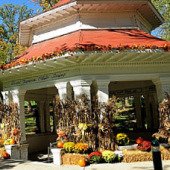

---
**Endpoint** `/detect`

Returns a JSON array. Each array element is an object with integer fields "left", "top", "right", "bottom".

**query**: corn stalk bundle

[
  {"left": 153, "top": 93, "right": 170, "bottom": 143},
  {"left": 0, "top": 102, "right": 21, "bottom": 144},
  {"left": 54, "top": 94, "right": 118, "bottom": 150}
]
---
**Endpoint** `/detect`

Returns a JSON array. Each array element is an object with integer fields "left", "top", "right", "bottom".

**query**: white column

[
  {"left": 10, "top": 89, "right": 26, "bottom": 143},
  {"left": 97, "top": 80, "right": 110, "bottom": 103},
  {"left": 55, "top": 82, "right": 67, "bottom": 100},
  {"left": 70, "top": 80, "right": 91, "bottom": 100},
  {"left": 153, "top": 78, "right": 170, "bottom": 103},
  {"left": 1, "top": 91, "right": 10, "bottom": 105}
]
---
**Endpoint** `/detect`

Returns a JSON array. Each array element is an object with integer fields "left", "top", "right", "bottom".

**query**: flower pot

[
  {"left": 118, "top": 144, "right": 138, "bottom": 151},
  {"left": 51, "top": 148, "right": 62, "bottom": 165}
]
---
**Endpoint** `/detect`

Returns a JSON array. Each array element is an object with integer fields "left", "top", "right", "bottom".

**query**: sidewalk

[{"left": 0, "top": 160, "right": 170, "bottom": 170}]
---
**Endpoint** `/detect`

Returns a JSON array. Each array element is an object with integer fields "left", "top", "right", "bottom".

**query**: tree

[
  {"left": 152, "top": 0, "right": 170, "bottom": 40},
  {"left": 32, "top": 0, "right": 59, "bottom": 11},
  {"left": 0, "top": 4, "right": 34, "bottom": 64}
]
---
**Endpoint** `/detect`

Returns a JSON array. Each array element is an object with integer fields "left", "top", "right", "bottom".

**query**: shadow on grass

[{"left": 0, "top": 159, "right": 24, "bottom": 169}]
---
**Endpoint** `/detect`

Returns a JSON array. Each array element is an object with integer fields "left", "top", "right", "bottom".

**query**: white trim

[{"left": 20, "top": 2, "right": 77, "bottom": 27}]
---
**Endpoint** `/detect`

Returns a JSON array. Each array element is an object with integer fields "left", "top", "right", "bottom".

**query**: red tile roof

[
  {"left": 2, "top": 29, "right": 170, "bottom": 69},
  {"left": 52, "top": 0, "right": 72, "bottom": 8}
]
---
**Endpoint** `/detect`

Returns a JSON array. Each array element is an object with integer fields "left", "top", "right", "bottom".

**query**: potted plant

[
  {"left": 102, "top": 150, "right": 116, "bottom": 163},
  {"left": 116, "top": 133, "right": 137, "bottom": 150},
  {"left": 88, "top": 151, "right": 102, "bottom": 164}
]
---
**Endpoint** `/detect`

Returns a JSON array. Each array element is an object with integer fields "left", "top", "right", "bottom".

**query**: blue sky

[{"left": 0, "top": 0, "right": 40, "bottom": 12}]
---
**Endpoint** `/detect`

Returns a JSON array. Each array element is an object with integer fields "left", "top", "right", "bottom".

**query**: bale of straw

[{"left": 62, "top": 153, "right": 87, "bottom": 165}]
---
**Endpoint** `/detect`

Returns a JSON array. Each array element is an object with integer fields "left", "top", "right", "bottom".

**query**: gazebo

[{"left": 0, "top": 0, "right": 170, "bottom": 159}]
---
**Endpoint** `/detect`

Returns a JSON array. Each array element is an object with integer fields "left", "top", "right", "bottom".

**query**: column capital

[
  {"left": 10, "top": 89, "right": 26, "bottom": 103},
  {"left": 55, "top": 82, "right": 67, "bottom": 89},
  {"left": 55, "top": 82, "right": 67, "bottom": 100},
  {"left": 10, "top": 89, "right": 26, "bottom": 97},
  {"left": 153, "top": 77, "right": 170, "bottom": 102},
  {"left": 1, "top": 91, "right": 9, "bottom": 105},
  {"left": 153, "top": 77, "right": 170, "bottom": 85},
  {"left": 97, "top": 80, "right": 110, "bottom": 87},
  {"left": 97, "top": 80, "right": 110, "bottom": 103},
  {"left": 70, "top": 80, "right": 91, "bottom": 100},
  {"left": 70, "top": 79, "right": 91, "bottom": 87}
]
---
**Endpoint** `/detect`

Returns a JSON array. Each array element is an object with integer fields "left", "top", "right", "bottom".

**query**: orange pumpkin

[
  {"left": 78, "top": 158, "right": 86, "bottom": 167},
  {"left": 57, "top": 141, "right": 64, "bottom": 148},
  {"left": 2, "top": 151, "right": 10, "bottom": 159}
]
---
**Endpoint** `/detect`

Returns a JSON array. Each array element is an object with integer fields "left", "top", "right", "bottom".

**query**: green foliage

[
  {"left": 152, "top": 0, "right": 170, "bottom": 40},
  {"left": 32, "top": 0, "right": 59, "bottom": 11},
  {"left": 0, "top": 4, "right": 34, "bottom": 64}
]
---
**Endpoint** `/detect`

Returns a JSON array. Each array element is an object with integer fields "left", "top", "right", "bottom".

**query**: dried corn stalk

[
  {"left": 153, "top": 93, "right": 170, "bottom": 143},
  {"left": 0, "top": 102, "right": 21, "bottom": 144},
  {"left": 53, "top": 94, "right": 118, "bottom": 150}
]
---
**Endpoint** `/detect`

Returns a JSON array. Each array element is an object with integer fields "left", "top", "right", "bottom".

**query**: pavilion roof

[
  {"left": 1, "top": 29, "right": 170, "bottom": 70},
  {"left": 52, "top": 0, "right": 73, "bottom": 8}
]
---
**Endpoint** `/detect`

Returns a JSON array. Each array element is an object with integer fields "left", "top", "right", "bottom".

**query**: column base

[{"left": 5, "top": 143, "right": 29, "bottom": 160}]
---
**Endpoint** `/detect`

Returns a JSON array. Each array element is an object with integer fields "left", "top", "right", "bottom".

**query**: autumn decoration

[
  {"left": 135, "top": 137, "right": 144, "bottom": 145},
  {"left": 57, "top": 141, "right": 64, "bottom": 148},
  {"left": 137, "top": 140, "right": 151, "bottom": 152},
  {"left": 153, "top": 93, "right": 170, "bottom": 144},
  {"left": 63, "top": 142, "right": 75, "bottom": 153},
  {"left": 78, "top": 158, "right": 86, "bottom": 167},
  {"left": 2, "top": 150, "right": 10, "bottom": 159},
  {"left": 102, "top": 150, "right": 116, "bottom": 163},
  {"left": 74, "top": 143, "right": 89, "bottom": 154},
  {"left": 0, "top": 103, "right": 21, "bottom": 145},
  {"left": 116, "top": 133, "right": 130, "bottom": 146},
  {"left": 88, "top": 151, "right": 102, "bottom": 164},
  {"left": 0, "top": 102, "right": 21, "bottom": 159}
]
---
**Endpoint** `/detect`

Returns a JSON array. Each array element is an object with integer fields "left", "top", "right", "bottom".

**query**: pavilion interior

[{"left": 24, "top": 80, "right": 158, "bottom": 155}]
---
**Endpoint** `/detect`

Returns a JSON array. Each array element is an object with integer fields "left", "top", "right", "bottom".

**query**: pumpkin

[
  {"left": 57, "top": 141, "right": 64, "bottom": 148},
  {"left": 2, "top": 151, "right": 10, "bottom": 159},
  {"left": 78, "top": 158, "right": 86, "bottom": 167}
]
